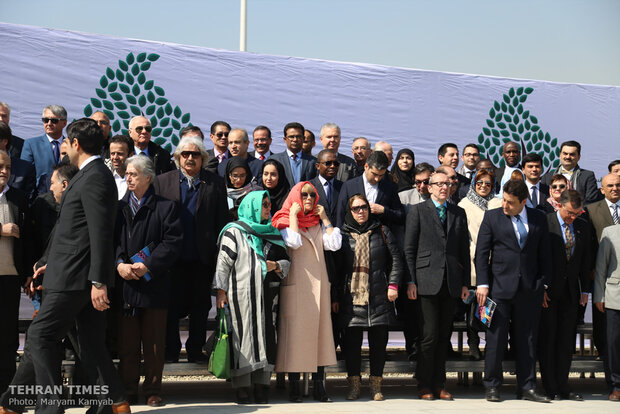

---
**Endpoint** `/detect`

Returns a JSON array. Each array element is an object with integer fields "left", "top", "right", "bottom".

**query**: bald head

[{"left": 601, "top": 173, "right": 620, "bottom": 203}]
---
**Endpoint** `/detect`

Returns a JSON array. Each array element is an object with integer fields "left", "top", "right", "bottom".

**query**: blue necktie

[
  {"left": 52, "top": 140, "right": 60, "bottom": 164},
  {"left": 437, "top": 204, "right": 447, "bottom": 225},
  {"left": 324, "top": 180, "right": 332, "bottom": 205},
  {"left": 515, "top": 215, "right": 528, "bottom": 248},
  {"left": 130, "top": 192, "right": 140, "bottom": 217}
]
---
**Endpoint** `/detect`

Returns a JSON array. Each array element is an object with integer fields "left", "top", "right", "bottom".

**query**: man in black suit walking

[
  {"left": 0, "top": 118, "right": 129, "bottom": 413},
  {"left": 404, "top": 171, "right": 470, "bottom": 400},
  {"left": 475, "top": 179, "right": 552, "bottom": 403},
  {"left": 538, "top": 190, "right": 591, "bottom": 400}
]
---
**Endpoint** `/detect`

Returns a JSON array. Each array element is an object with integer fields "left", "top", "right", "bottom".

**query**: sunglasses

[
  {"left": 134, "top": 126, "right": 152, "bottom": 133},
  {"left": 551, "top": 184, "right": 567, "bottom": 190},
  {"left": 351, "top": 205, "right": 369, "bottom": 213},
  {"left": 42, "top": 117, "right": 65, "bottom": 124},
  {"left": 476, "top": 181, "right": 492, "bottom": 187},
  {"left": 215, "top": 132, "right": 229, "bottom": 138},
  {"left": 415, "top": 179, "right": 430, "bottom": 186},
  {"left": 301, "top": 192, "right": 317, "bottom": 199},
  {"left": 180, "top": 151, "right": 201, "bottom": 159},
  {"left": 319, "top": 160, "right": 340, "bottom": 167}
]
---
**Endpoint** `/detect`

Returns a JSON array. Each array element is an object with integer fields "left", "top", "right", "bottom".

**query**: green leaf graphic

[
  {"left": 147, "top": 53, "right": 160, "bottom": 62},
  {"left": 106, "top": 67, "right": 115, "bottom": 80},
  {"left": 100, "top": 76, "right": 108, "bottom": 88},
  {"left": 119, "top": 84, "right": 130, "bottom": 94},
  {"left": 137, "top": 52, "right": 147, "bottom": 63},
  {"left": 126, "top": 95, "right": 137, "bottom": 105},
  {"left": 119, "top": 60, "right": 128, "bottom": 71},
  {"left": 137, "top": 73, "right": 146, "bottom": 85},
  {"left": 84, "top": 104, "right": 93, "bottom": 117},
  {"left": 90, "top": 98, "right": 102, "bottom": 108},
  {"left": 126, "top": 53, "right": 135, "bottom": 65},
  {"left": 103, "top": 101, "right": 114, "bottom": 110},
  {"left": 114, "top": 102, "right": 127, "bottom": 110}
]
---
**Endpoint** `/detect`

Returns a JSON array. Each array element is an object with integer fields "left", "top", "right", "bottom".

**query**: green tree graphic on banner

[
  {"left": 477, "top": 87, "right": 560, "bottom": 172},
  {"left": 83, "top": 52, "right": 191, "bottom": 153}
]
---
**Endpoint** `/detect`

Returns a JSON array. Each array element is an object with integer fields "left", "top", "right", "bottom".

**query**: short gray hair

[
  {"left": 126, "top": 155, "right": 155, "bottom": 182},
  {"left": 42, "top": 105, "right": 67, "bottom": 119},
  {"left": 0, "top": 102, "right": 10, "bottom": 114},
  {"left": 173, "top": 135, "right": 208, "bottom": 168},
  {"left": 353, "top": 137, "right": 370, "bottom": 148},
  {"left": 230, "top": 128, "right": 249, "bottom": 143},
  {"left": 319, "top": 122, "right": 341, "bottom": 138}
]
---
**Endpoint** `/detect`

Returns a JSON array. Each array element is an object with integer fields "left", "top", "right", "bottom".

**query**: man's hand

[
  {"left": 476, "top": 286, "right": 489, "bottom": 307},
  {"left": 595, "top": 302, "right": 605, "bottom": 313},
  {"left": 130, "top": 262, "right": 148, "bottom": 277},
  {"left": 580, "top": 293, "right": 589, "bottom": 307},
  {"left": 1, "top": 223, "right": 20, "bottom": 238},
  {"left": 33, "top": 265, "right": 46, "bottom": 279},
  {"left": 216, "top": 289, "right": 228, "bottom": 309},
  {"left": 461, "top": 286, "right": 470, "bottom": 301},
  {"left": 117, "top": 263, "right": 139, "bottom": 280},
  {"left": 266, "top": 260, "right": 277, "bottom": 272},
  {"left": 407, "top": 284, "right": 417, "bottom": 300},
  {"left": 290, "top": 202, "right": 302, "bottom": 216},
  {"left": 91, "top": 284, "right": 110, "bottom": 311},
  {"left": 387, "top": 288, "right": 398, "bottom": 302},
  {"left": 369, "top": 203, "right": 385, "bottom": 215},
  {"left": 542, "top": 291, "right": 551, "bottom": 308}
]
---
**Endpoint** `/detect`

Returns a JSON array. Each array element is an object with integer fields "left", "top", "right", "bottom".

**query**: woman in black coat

[{"left": 337, "top": 193, "right": 404, "bottom": 401}]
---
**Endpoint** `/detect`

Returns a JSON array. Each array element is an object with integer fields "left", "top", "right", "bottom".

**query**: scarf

[
  {"left": 218, "top": 190, "right": 286, "bottom": 278},
  {"left": 271, "top": 181, "right": 321, "bottom": 230},
  {"left": 260, "top": 159, "right": 291, "bottom": 216},
  {"left": 390, "top": 148, "right": 416, "bottom": 193},
  {"left": 465, "top": 171, "right": 495, "bottom": 210}
]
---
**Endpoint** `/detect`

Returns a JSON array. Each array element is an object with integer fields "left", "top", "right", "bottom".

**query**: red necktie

[{"left": 260, "top": 154, "right": 265, "bottom": 161}]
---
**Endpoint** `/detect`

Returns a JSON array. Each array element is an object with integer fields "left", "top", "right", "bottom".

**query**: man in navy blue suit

[
  {"left": 0, "top": 122, "right": 36, "bottom": 203},
  {"left": 268, "top": 122, "right": 317, "bottom": 187},
  {"left": 21, "top": 105, "right": 67, "bottom": 187},
  {"left": 475, "top": 179, "right": 552, "bottom": 403}
]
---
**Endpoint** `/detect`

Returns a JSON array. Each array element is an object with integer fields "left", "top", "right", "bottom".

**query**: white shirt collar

[
  {"left": 525, "top": 180, "right": 539, "bottom": 190},
  {"left": 79, "top": 155, "right": 101, "bottom": 170},
  {"left": 286, "top": 148, "right": 302, "bottom": 159},
  {"left": 605, "top": 198, "right": 620, "bottom": 209},
  {"left": 0, "top": 185, "right": 9, "bottom": 200},
  {"left": 46, "top": 134, "right": 64, "bottom": 144}
]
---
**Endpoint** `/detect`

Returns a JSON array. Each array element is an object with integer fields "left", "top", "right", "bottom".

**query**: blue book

[{"left": 130, "top": 244, "right": 153, "bottom": 281}]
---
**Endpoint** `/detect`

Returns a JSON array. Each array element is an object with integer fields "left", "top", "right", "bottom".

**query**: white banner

[{"left": 1, "top": 23, "right": 619, "bottom": 177}]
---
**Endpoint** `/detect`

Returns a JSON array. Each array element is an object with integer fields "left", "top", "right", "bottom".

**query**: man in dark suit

[
  {"left": 437, "top": 144, "right": 468, "bottom": 203},
  {"left": 319, "top": 123, "right": 357, "bottom": 182},
  {"left": 0, "top": 102, "right": 24, "bottom": 159},
  {"left": 539, "top": 190, "right": 591, "bottom": 400},
  {"left": 153, "top": 135, "right": 229, "bottom": 363},
  {"left": 351, "top": 137, "right": 371, "bottom": 177},
  {"left": 457, "top": 143, "right": 480, "bottom": 182},
  {"left": 542, "top": 140, "right": 602, "bottom": 205},
  {"left": 251, "top": 125, "right": 272, "bottom": 160},
  {"left": 217, "top": 128, "right": 262, "bottom": 179},
  {"left": 269, "top": 122, "right": 317, "bottom": 187},
  {"left": 205, "top": 121, "right": 231, "bottom": 173},
  {"left": 0, "top": 150, "right": 32, "bottom": 397},
  {"left": 91, "top": 111, "right": 112, "bottom": 157},
  {"left": 0, "top": 122, "right": 36, "bottom": 204},
  {"left": 21, "top": 105, "right": 67, "bottom": 187},
  {"left": 336, "top": 151, "right": 404, "bottom": 229},
  {"left": 522, "top": 153, "right": 551, "bottom": 211},
  {"left": 475, "top": 179, "right": 552, "bottom": 403},
  {"left": 0, "top": 118, "right": 129, "bottom": 414},
  {"left": 404, "top": 171, "right": 470, "bottom": 400},
  {"left": 128, "top": 116, "right": 175, "bottom": 175},
  {"left": 494, "top": 141, "right": 521, "bottom": 185}
]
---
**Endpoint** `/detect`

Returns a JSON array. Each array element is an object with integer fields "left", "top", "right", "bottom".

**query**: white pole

[{"left": 240, "top": 0, "right": 247, "bottom": 51}]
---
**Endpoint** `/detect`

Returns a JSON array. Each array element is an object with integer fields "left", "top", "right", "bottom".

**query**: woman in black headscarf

[
  {"left": 390, "top": 148, "right": 415, "bottom": 193},
  {"left": 225, "top": 156, "right": 261, "bottom": 218},
  {"left": 259, "top": 159, "right": 290, "bottom": 216}
]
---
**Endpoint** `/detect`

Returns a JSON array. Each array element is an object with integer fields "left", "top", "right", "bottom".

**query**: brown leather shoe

[
  {"left": 610, "top": 390, "right": 620, "bottom": 401},
  {"left": 147, "top": 395, "right": 164, "bottom": 407},
  {"left": 0, "top": 406, "right": 18, "bottom": 414},
  {"left": 435, "top": 388, "right": 453, "bottom": 400},
  {"left": 418, "top": 388, "right": 435, "bottom": 400},
  {"left": 112, "top": 401, "right": 131, "bottom": 414}
]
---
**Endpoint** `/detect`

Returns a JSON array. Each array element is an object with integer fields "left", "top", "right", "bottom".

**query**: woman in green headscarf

[{"left": 214, "top": 190, "right": 290, "bottom": 404}]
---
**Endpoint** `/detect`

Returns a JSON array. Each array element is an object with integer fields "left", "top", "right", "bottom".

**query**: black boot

[
  {"left": 312, "top": 368, "right": 332, "bottom": 403},
  {"left": 254, "top": 384, "right": 269, "bottom": 404},
  {"left": 236, "top": 387, "right": 251, "bottom": 404},
  {"left": 289, "top": 374, "right": 302, "bottom": 403}
]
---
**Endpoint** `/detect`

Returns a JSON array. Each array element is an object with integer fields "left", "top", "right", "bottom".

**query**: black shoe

[
  {"left": 236, "top": 387, "right": 251, "bottom": 404},
  {"left": 313, "top": 380, "right": 332, "bottom": 402},
  {"left": 446, "top": 348, "right": 462, "bottom": 360},
  {"left": 469, "top": 346, "right": 482, "bottom": 361},
  {"left": 486, "top": 387, "right": 501, "bottom": 402},
  {"left": 517, "top": 389, "right": 551, "bottom": 403},
  {"left": 561, "top": 392, "right": 583, "bottom": 401},
  {"left": 289, "top": 379, "right": 302, "bottom": 403},
  {"left": 165, "top": 354, "right": 179, "bottom": 363},
  {"left": 187, "top": 353, "right": 208, "bottom": 364},
  {"left": 254, "top": 384, "right": 269, "bottom": 404}
]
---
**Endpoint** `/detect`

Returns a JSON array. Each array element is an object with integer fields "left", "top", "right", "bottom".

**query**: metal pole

[{"left": 240, "top": 0, "right": 247, "bottom": 51}]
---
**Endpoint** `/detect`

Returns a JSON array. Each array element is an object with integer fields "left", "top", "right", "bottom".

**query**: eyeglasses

[
  {"left": 351, "top": 205, "right": 369, "bottom": 213},
  {"left": 181, "top": 151, "right": 201, "bottom": 159},
  {"left": 448, "top": 175, "right": 458, "bottom": 181},
  {"left": 563, "top": 209, "right": 582, "bottom": 218},
  {"left": 431, "top": 181, "right": 451, "bottom": 188},
  {"left": 319, "top": 160, "right": 340, "bottom": 167},
  {"left": 262, "top": 200, "right": 271, "bottom": 208},
  {"left": 415, "top": 179, "right": 430, "bottom": 186},
  {"left": 476, "top": 181, "right": 492, "bottom": 187},
  {"left": 215, "top": 132, "right": 229, "bottom": 138},
  {"left": 463, "top": 152, "right": 480, "bottom": 157},
  {"left": 286, "top": 134, "right": 303, "bottom": 141},
  {"left": 301, "top": 191, "right": 317, "bottom": 199},
  {"left": 551, "top": 184, "right": 567, "bottom": 190},
  {"left": 42, "top": 117, "right": 65, "bottom": 124},
  {"left": 134, "top": 126, "right": 152, "bottom": 133}
]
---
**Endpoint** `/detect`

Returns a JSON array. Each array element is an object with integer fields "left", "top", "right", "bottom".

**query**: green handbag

[{"left": 208, "top": 307, "right": 231, "bottom": 379}]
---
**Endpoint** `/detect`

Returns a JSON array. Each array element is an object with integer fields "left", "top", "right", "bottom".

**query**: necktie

[
  {"left": 292, "top": 153, "right": 297, "bottom": 161},
  {"left": 564, "top": 223, "right": 573, "bottom": 260},
  {"left": 324, "top": 180, "right": 332, "bottom": 205},
  {"left": 52, "top": 140, "right": 60, "bottom": 164},
  {"left": 130, "top": 192, "right": 140, "bottom": 217},
  {"left": 531, "top": 186, "right": 538, "bottom": 207},
  {"left": 217, "top": 153, "right": 224, "bottom": 163},
  {"left": 613, "top": 204, "right": 619, "bottom": 225},
  {"left": 515, "top": 215, "right": 528, "bottom": 248},
  {"left": 437, "top": 204, "right": 447, "bottom": 225},
  {"left": 260, "top": 154, "right": 265, "bottom": 161},
  {"left": 466, "top": 171, "right": 472, "bottom": 180}
]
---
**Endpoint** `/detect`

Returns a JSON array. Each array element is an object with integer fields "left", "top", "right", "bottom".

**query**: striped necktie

[
  {"left": 613, "top": 204, "right": 619, "bottom": 225},
  {"left": 437, "top": 204, "right": 447, "bottom": 225},
  {"left": 130, "top": 192, "right": 140, "bottom": 217}
]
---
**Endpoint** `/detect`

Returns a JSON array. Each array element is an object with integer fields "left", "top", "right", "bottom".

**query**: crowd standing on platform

[{"left": 0, "top": 100, "right": 619, "bottom": 414}]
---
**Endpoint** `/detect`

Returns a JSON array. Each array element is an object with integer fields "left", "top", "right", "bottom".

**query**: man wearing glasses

[
  {"left": 128, "top": 116, "right": 175, "bottom": 175},
  {"left": 457, "top": 143, "right": 480, "bottom": 182},
  {"left": 21, "top": 104, "right": 67, "bottom": 187}
]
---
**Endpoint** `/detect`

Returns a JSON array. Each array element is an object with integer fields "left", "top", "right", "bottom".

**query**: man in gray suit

[{"left": 594, "top": 224, "right": 620, "bottom": 401}]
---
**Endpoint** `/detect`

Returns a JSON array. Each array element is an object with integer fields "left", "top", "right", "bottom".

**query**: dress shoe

[
  {"left": 288, "top": 379, "right": 302, "bottom": 403},
  {"left": 165, "top": 355, "right": 179, "bottom": 363},
  {"left": 517, "top": 389, "right": 550, "bottom": 403},
  {"left": 253, "top": 384, "right": 269, "bottom": 404},
  {"left": 418, "top": 388, "right": 435, "bottom": 400},
  {"left": 187, "top": 353, "right": 208, "bottom": 364},
  {"left": 0, "top": 407, "right": 18, "bottom": 414},
  {"left": 609, "top": 390, "right": 620, "bottom": 401},
  {"left": 313, "top": 379, "right": 332, "bottom": 402},
  {"left": 435, "top": 388, "right": 453, "bottom": 400},
  {"left": 561, "top": 392, "right": 583, "bottom": 401},
  {"left": 111, "top": 401, "right": 131, "bottom": 414},
  {"left": 485, "top": 387, "right": 500, "bottom": 402},
  {"left": 146, "top": 395, "right": 164, "bottom": 407},
  {"left": 236, "top": 387, "right": 251, "bottom": 404},
  {"left": 469, "top": 346, "right": 482, "bottom": 361}
]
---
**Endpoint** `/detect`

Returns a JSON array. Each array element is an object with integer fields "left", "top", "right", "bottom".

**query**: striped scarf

[{"left": 350, "top": 230, "right": 371, "bottom": 306}]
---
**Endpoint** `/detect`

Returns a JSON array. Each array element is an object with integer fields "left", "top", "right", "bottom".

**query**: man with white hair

[
  {"left": 319, "top": 122, "right": 357, "bottom": 182},
  {"left": 128, "top": 116, "right": 175, "bottom": 175},
  {"left": 153, "top": 136, "right": 229, "bottom": 363},
  {"left": 0, "top": 102, "right": 24, "bottom": 159}
]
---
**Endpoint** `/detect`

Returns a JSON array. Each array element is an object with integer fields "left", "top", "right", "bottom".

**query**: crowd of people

[{"left": 0, "top": 101, "right": 619, "bottom": 413}]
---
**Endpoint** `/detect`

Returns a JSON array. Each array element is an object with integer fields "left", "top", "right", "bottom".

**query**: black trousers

[
  {"left": 417, "top": 282, "right": 454, "bottom": 389},
  {"left": 396, "top": 284, "right": 420, "bottom": 355},
  {"left": 606, "top": 308, "right": 620, "bottom": 392},
  {"left": 483, "top": 290, "right": 542, "bottom": 391},
  {"left": 344, "top": 326, "right": 389, "bottom": 377},
  {"left": 0, "top": 276, "right": 20, "bottom": 395},
  {"left": 538, "top": 286, "right": 579, "bottom": 396},
  {"left": 166, "top": 260, "right": 212, "bottom": 358}
]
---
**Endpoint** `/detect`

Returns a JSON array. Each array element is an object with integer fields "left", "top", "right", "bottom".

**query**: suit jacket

[
  {"left": 217, "top": 153, "right": 263, "bottom": 180},
  {"left": 21, "top": 134, "right": 58, "bottom": 186},
  {"left": 31, "top": 191, "right": 58, "bottom": 263},
  {"left": 9, "top": 156, "right": 37, "bottom": 203},
  {"left": 593, "top": 225, "right": 620, "bottom": 310},
  {"left": 546, "top": 213, "right": 591, "bottom": 302},
  {"left": 404, "top": 198, "right": 470, "bottom": 297},
  {"left": 268, "top": 150, "right": 317, "bottom": 188},
  {"left": 585, "top": 198, "right": 614, "bottom": 242},
  {"left": 526, "top": 182, "right": 551, "bottom": 211},
  {"left": 251, "top": 149, "right": 271, "bottom": 160},
  {"left": 8, "top": 135, "right": 24, "bottom": 159},
  {"left": 310, "top": 176, "right": 342, "bottom": 223},
  {"left": 456, "top": 165, "right": 474, "bottom": 183},
  {"left": 145, "top": 140, "right": 175, "bottom": 176},
  {"left": 475, "top": 207, "right": 552, "bottom": 300},
  {"left": 542, "top": 164, "right": 602, "bottom": 205},
  {"left": 335, "top": 153, "right": 358, "bottom": 182},
  {"left": 153, "top": 168, "right": 230, "bottom": 268},
  {"left": 43, "top": 158, "right": 117, "bottom": 291},
  {"left": 336, "top": 175, "right": 405, "bottom": 228},
  {"left": 205, "top": 148, "right": 229, "bottom": 175},
  {"left": 2, "top": 186, "right": 32, "bottom": 281}
]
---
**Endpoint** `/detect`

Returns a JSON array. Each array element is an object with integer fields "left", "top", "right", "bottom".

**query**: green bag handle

[{"left": 218, "top": 306, "right": 228, "bottom": 337}]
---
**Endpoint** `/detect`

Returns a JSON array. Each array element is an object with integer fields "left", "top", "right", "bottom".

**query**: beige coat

[{"left": 275, "top": 224, "right": 337, "bottom": 372}]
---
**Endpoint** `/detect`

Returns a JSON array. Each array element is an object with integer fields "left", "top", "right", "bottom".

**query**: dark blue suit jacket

[
  {"left": 475, "top": 207, "right": 552, "bottom": 300},
  {"left": 336, "top": 175, "right": 405, "bottom": 229},
  {"left": 268, "top": 150, "right": 317, "bottom": 187},
  {"left": 21, "top": 134, "right": 58, "bottom": 186},
  {"left": 310, "top": 176, "right": 342, "bottom": 223},
  {"left": 9, "top": 156, "right": 37, "bottom": 203}
]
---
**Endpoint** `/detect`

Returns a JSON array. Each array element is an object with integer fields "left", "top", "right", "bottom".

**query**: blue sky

[{"left": 2, "top": 0, "right": 619, "bottom": 86}]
